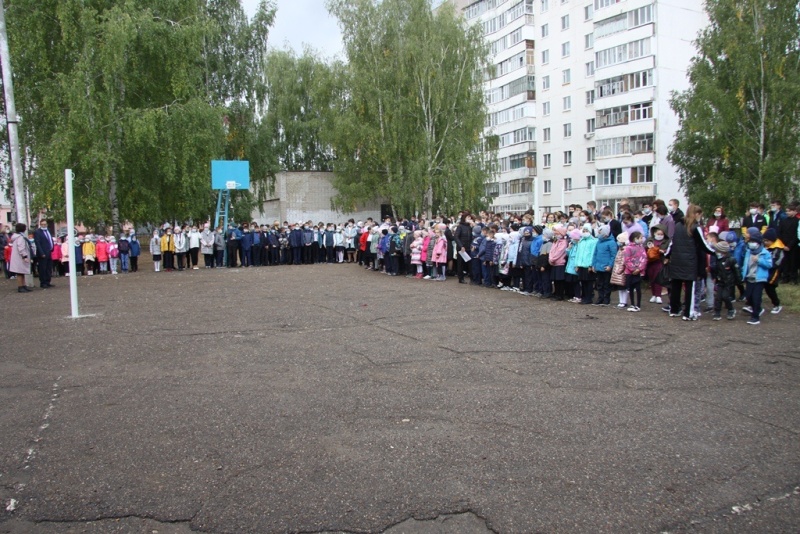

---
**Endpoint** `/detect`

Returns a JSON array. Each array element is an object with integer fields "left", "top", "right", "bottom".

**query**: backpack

[
  {"left": 118, "top": 240, "right": 130, "bottom": 254},
  {"left": 109, "top": 244, "right": 119, "bottom": 258}
]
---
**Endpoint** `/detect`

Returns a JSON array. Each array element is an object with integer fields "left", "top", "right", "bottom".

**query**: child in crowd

[
  {"left": 645, "top": 224, "right": 669, "bottom": 304},
  {"left": 537, "top": 228, "right": 553, "bottom": 298},
  {"left": 431, "top": 224, "right": 449, "bottom": 281},
  {"left": 96, "top": 235, "right": 109, "bottom": 274},
  {"left": 591, "top": 225, "right": 616, "bottom": 306},
  {"left": 83, "top": 235, "right": 96, "bottom": 275},
  {"left": 623, "top": 231, "right": 647, "bottom": 312},
  {"left": 575, "top": 224, "right": 598, "bottom": 304},
  {"left": 549, "top": 227, "right": 568, "bottom": 301},
  {"left": 565, "top": 229, "right": 582, "bottom": 302},
  {"left": 610, "top": 232, "right": 629, "bottom": 308},
  {"left": 762, "top": 228, "right": 784, "bottom": 314},
  {"left": 150, "top": 230, "right": 162, "bottom": 272},
  {"left": 741, "top": 228, "right": 772, "bottom": 325},
  {"left": 480, "top": 228, "right": 496, "bottom": 288},
  {"left": 108, "top": 236, "right": 119, "bottom": 274},
  {"left": 712, "top": 241, "right": 739, "bottom": 320},
  {"left": 129, "top": 231, "right": 141, "bottom": 272}
]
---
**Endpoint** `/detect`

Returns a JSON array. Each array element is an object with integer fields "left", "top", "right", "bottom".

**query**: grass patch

[{"left": 778, "top": 283, "right": 800, "bottom": 313}]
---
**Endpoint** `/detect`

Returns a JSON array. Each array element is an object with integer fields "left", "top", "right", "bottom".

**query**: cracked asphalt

[{"left": 0, "top": 263, "right": 798, "bottom": 533}]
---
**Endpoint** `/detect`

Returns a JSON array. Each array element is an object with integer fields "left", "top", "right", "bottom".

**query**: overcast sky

[{"left": 241, "top": 0, "right": 344, "bottom": 60}]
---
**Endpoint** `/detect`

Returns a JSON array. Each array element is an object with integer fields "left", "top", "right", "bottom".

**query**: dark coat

[
  {"left": 34, "top": 228, "right": 54, "bottom": 258},
  {"left": 454, "top": 222, "right": 473, "bottom": 250},
  {"left": 668, "top": 222, "right": 712, "bottom": 280}
]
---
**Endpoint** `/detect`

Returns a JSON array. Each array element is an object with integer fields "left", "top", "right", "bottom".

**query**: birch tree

[
  {"left": 668, "top": 0, "right": 800, "bottom": 213},
  {"left": 327, "top": 0, "right": 492, "bottom": 217}
]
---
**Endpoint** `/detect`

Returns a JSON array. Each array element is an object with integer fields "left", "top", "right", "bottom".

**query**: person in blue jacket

[
  {"left": 529, "top": 225, "right": 544, "bottom": 295},
  {"left": 725, "top": 231, "right": 746, "bottom": 301},
  {"left": 741, "top": 227, "right": 773, "bottom": 325},
  {"left": 591, "top": 225, "right": 617, "bottom": 306},
  {"left": 128, "top": 230, "right": 141, "bottom": 272},
  {"left": 240, "top": 224, "right": 253, "bottom": 267},
  {"left": 288, "top": 223, "right": 304, "bottom": 265}
]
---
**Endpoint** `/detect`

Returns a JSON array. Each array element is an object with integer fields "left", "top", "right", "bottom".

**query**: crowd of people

[{"left": 3, "top": 198, "right": 799, "bottom": 325}]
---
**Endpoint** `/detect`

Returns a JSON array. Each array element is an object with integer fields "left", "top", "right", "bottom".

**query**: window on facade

[
  {"left": 586, "top": 175, "right": 596, "bottom": 188},
  {"left": 630, "top": 102, "right": 653, "bottom": 121},
  {"left": 544, "top": 180, "right": 552, "bottom": 193},
  {"left": 563, "top": 96, "right": 572, "bottom": 111},
  {"left": 631, "top": 165, "right": 654, "bottom": 183},
  {"left": 596, "top": 105, "right": 629, "bottom": 128},
  {"left": 585, "top": 33, "right": 594, "bottom": 49},
  {"left": 541, "top": 23, "right": 549, "bottom": 37},
  {"left": 587, "top": 147, "right": 595, "bottom": 162},
  {"left": 543, "top": 101, "right": 551, "bottom": 115},
  {"left": 595, "top": 136, "right": 626, "bottom": 157},
  {"left": 564, "top": 151, "right": 572, "bottom": 165},
  {"left": 594, "top": 0, "right": 621, "bottom": 9},
  {"left": 629, "top": 5, "right": 654, "bottom": 27},
  {"left": 543, "top": 75, "right": 551, "bottom": 90},
  {"left": 563, "top": 68, "right": 571, "bottom": 84},
  {"left": 563, "top": 123, "right": 572, "bottom": 138},
  {"left": 543, "top": 127, "right": 551, "bottom": 141},
  {"left": 630, "top": 133, "right": 654, "bottom": 153},
  {"left": 543, "top": 154, "right": 552, "bottom": 168},
  {"left": 562, "top": 42, "right": 571, "bottom": 58},
  {"left": 599, "top": 168, "right": 623, "bottom": 185},
  {"left": 542, "top": 49, "right": 550, "bottom": 64},
  {"left": 586, "top": 118, "right": 596, "bottom": 133},
  {"left": 561, "top": 14, "right": 570, "bottom": 30},
  {"left": 541, "top": 0, "right": 549, "bottom": 12},
  {"left": 585, "top": 61, "right": 595, "bottom": 76},
  {"left": 564, "top": 177, "right": 572, "bottom": 191},
  {"left": 595, "top": 69, "right": 654, "bottom": 99},
  {"left": 586, "top": 90, "right": 595, "bottom": 105},
  {"left": 584, "top": 4, "right": 594, "bottom": 20}
]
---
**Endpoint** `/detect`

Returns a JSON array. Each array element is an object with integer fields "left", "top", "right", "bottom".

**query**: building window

[
  {"left": 563, "top": 96, "right": 572, "bottom": 111},
  {"left": 587, "top": 146, "right": 595, "bottom": 162},
  {"left": 541, "top": 23, "right": 549, "bottom": 38},
  {"left": 543, "top": 127, "right": 551, "bottom": 141},
  {"left": 541, "top": 0, "right": 549, "bottom": 12},
  {"left": 564, "top": 151, "right": 572, "bottom": 165},
  {"left": 542, "top": 49, "right": 550, "bottom": 64},
  {"left": 543, "top": 101, "right": 551, "bottom": 115},
  {"left": 584, "top": 4, "right": 594, "bottom": 20},
  {"left": 542, "top": 75, "right": 551, "bottom": 90},
  {"left": 564, "top": 177, "right": 572, "bottom": 191},
  {"left": 630, "top": 133, "right": 654, "bottom": 153},
  {"left": 586, "top": 118, "right": 596, "bottom": 133},
  {"left": 586, "top": 175, "right": 596, "bottom": 188},
  {"left": 597, "top": 105, "right": 629, "bottom": 128},
  {"left": 544, "top": 180, "right": 552, "bottom": 193},
  {"left": 599, "top": 168, "right": 623, "bottom": 185},
  {"left": 563, "top": 123, "right": 572, "bottom": 138},
  {"left": 630, "top": 5, "right": 654, "bottom": 28},
  {"left": 594, "top": 0, "right": 621, "bottom": 9},
  {"left": 630, "top": 101, "right": 653, "bottom": 121},
  {"left": 585, "top": 61, "right": 595, "bottom": 77},
  {"left": 543, "top": 154, "right": 552, "bottom": 168},
  {"left": 562, "top": 42, "right": 571, "bottom": 58},
  {"left": 563, "top": 68, "right": 571, "bottom": 84},
  {"left": 561, "top": 14, "right": 570, "bottom": 30},
  {"left": 585, "top": 33, "right": 594, "bottom": 49},
  {"left": 631, "top": 165, "right": 654, "bottom": 183},
  {"left": 586, "top": 90, "right": 595, "bottom": 105}
]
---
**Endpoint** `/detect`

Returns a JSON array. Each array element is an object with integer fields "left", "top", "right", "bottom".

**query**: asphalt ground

[{"left": 0, "top": 262, "right": 798, "bottom": 533}]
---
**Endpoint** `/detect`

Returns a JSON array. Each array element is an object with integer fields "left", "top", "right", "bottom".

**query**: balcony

[
  {"left": 595, "top": 182, "right": 656, "bottom": 199},
  {"left": 502, "top": 166, "right": 537, "bottom": 180}
]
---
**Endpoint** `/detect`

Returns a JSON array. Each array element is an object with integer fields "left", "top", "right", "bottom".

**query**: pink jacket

[
  {"left": 431, "top": 236, "right": 448, "bottom": 263},
  {"left": 420, "top": 236, "right": 431, "bottom": 262},
  {"left": 95, "top": 241, "right": 109, "bottom": 262},
  {"left": 623, "top": 243, "right": 647, "bottom": 274}
]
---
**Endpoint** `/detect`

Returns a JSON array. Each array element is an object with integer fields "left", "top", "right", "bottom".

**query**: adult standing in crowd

[
  {"left": 666, "top": 205, "right": 714, "bottom": 321},
  {"left": 33, "top": 219, "right": 55, "bottom": 288},
  {"left": 9, "top": 223, "right": 32, "bottom": 293},
  {"left": 454, "top": 212, "right": 473, "bottom": 284},
  {"left": 705, "top": 206, "right": 730, "bottom": 234}
]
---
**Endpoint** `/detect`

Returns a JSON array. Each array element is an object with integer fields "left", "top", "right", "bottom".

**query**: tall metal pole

[
  {"left": 65, "top": 170, "right": 79, "bottom": 318},
  {"left": 0, "top": 0, "right": 28, "bottom": 227}
]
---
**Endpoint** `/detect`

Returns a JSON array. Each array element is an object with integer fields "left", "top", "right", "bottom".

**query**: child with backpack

[
  {"left": 107, "top": 236, "right": 119, "bottom": 274},
  {"left": 623, "top": 231, "right": 648, "bottom": 312}
]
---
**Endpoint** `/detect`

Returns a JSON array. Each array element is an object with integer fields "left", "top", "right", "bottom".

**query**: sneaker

[
  {"left": 617, "top": 303, "right": 626, "bottom": 308},
  {"left": 423, "top": 275, "right": 431, "bottom": 280},
  {"left": 727, "top": 310, "right": 736, "bottom": 320},
  {"left": 661, "top": 306, "right": 671, "bottom": 313},
  {"left": 712, "top": 314, "right": 722, "bottom": 321},
  {"left": 771, "top": 306, "right": 782, "bottom": 314},
  {"left": 655, "top": 297, "right": 663, "bottom": 304},
  {"left": 669, "top": 312, "right": 682, "bottom": 317},
  {"left": 519, "top": 291, "right": 531, "bottom": 296},
  {"left": 746, "top": 318, "right": 760, "bottom": 325},
  {"left": 649, "top": 296, "right": 657, "bottom": 303},
  {"left": 682, "top": 315, "right": 697, "bottom": 321},
  {"left": 500, "top": 286, "right": 511, "bottom": 291},
  {"left": 742, "top": 306, "right": 753, "bottom": 314},
  {"left": 627, "top": 306, "right": 640, "bottom": 312}
]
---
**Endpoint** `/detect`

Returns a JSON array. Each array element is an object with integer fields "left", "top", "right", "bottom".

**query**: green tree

[
  {"left": 669, "top": 0, "right": 800, "bottom": 213},
  {"left": 5, "top": 0, "right": 274, "bottom": 231},
  {"left": 327, "top": 0, "right": 492, "bottom": 217}
]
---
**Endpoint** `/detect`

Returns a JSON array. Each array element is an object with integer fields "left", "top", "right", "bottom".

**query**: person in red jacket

[
  {"left": 705, "top": 205, "right": 730, "bottom": 234},
  {"left": 95, "top": 235, "right": 110, "bottom": 274}
]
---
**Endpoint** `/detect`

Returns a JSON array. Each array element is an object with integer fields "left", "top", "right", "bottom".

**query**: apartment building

[{"left": 458, "top": 0, "right": 706, "bottom": 216}]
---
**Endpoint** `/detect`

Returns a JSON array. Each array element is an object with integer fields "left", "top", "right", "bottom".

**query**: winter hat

[
  {"left": 724, "top": 231, "right": 738, "bottom": 244},
  {"left": 532, "top": 225, "right": 544, "bottom": 236},
  {"left": 381, "top": 229, "right": 388, "bottom": 235},
  {"left": 582, "top": 223, "right": 593, "bottom": 233},
  {"left": 568, "top": 229, "right": 582, "bottom": 241},
  {"left": 473, "top": 226, "right": 482, "bottom": 236},
  {"left": 747, "top": 227, "right": 762, "bottom": 243},
  {"left": 714, "top": 242, "right": 730, "bottom": 254},
  {"left": 553, "top": 225, "right": 567, "bottom": 237},
  {"left": 763, "top": 228, "right": 777, "bottom": 242},
  {"left": 616, "top": 232, "right": 629, "bottom": 245},
  {"left": 109, "top": 236, "right": 116, "bottom": 242},
  {"left": 598, "top": 225, "right": 611, "bottom": 238},
  {"left": 521, "top": 226, "right": 532, "bottom": 237},
  {"left": 542, "top": 228, "right": 554, "bottom": 241}
]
